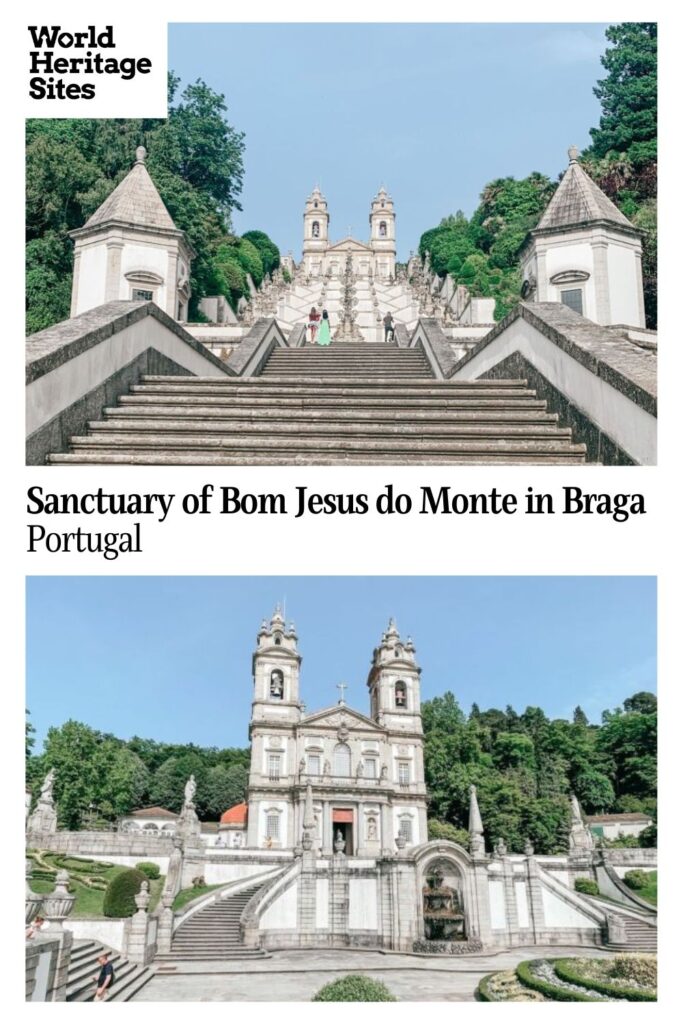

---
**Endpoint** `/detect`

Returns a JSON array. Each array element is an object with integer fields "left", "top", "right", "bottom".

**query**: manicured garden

[
  {"left": 27, "top": 850, "right": 165, "bottom": 919},
  {"left": 478, "top": 954, "right": 656, "bottom": 1002},
  {"left": 624, "top": 869, "right": 657, "bottom": 906}
]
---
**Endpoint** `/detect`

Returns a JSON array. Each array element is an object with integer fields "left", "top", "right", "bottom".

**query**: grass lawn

[
  {"left": 634, "top": 871, "right": 657, "bottom": 906},
  {"left": 28, "top": 852, "right": 165, "bottom": 918},
  {"left": 173, "top": 884, "right": 224, "bottom": 912}
]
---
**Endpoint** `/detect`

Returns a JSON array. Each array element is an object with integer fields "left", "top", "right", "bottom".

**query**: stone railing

[
  {"left": 26, "top": 300, "right": 230, "bottom": 464},
  {"left": 25, "top": 864, "right": 76, "bottom": 1001},
  {"left": 450, "top": 301, "right": 657, "bottom": 465},
  {"left": 27, "top": 828, "right": 175, "bottom": 857},
  {"left": 224, "top": 317, "right": 288, "bottom": 376}
]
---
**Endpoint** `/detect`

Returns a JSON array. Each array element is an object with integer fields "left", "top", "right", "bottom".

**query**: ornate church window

[
  {"left": 363, "top": 757, "right": 377, "bottom": 778},
  {"left": 399, "top": 816, "right": 413, "bottom": 843},
  {"left": 398, "top": 760, "right": 411, "bottom": 786},
  {"left": 132, "top": 288, "right": 154, "bottom": 301},
  {"left": 308, "top": 754, "right": 321, "bottom": 776},
  {"left": 265, "top": 812, "right": 280, "bottom": 840},
  {"left": 267, "top": 754, "right": 281, "bottom": 780},
  {"left": 395, "top": 681, "right": 407, "bottom": 708},
  {"left": 333, "top": 742, "right": 351, "bottom": 777},
  {"left": 312, "top": 221, "right": 320, "bottom": 238},
  {"left": 379, "top": 221, "right": 387, "bottom": 237},
  {"left": 270, "top": 670, "right": 284, "bottom": 698}
]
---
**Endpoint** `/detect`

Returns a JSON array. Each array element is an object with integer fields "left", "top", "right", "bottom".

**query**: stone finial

[
  {"left": 568, "top": 144, "right": 579, "bottom": 164},
  {"left": 524, "top": 838, "right": 535, "bottom": 856},
  {"left": 135, "top": 145, "right": 147, "bottom": 164},
  {"left": 134, "top": 879, "right": 151, "bottom": 912},
  {"left": 468, "top": 784, "right": 486, "bottom": 857}
]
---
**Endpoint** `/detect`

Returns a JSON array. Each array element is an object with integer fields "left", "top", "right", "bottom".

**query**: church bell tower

[
  {"left": 367, "top": 619, "right": 422, "bottom": 733},
  {"left": 250, "top": 606, "right": 302, "bottom": 728},
  {"left": 302, "top": 186, "right": 330, "bottom": 276},
  {"left": 369, "top": 186, "right": 396, "bottom": 280}
]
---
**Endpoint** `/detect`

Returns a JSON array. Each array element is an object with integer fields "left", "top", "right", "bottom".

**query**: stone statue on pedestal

[{"left": 27, "top": 770, "right": 58, "bottom": 834}]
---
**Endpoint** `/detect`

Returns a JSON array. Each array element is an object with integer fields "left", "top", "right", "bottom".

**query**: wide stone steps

[
  {"left": 603, "top": 911, "right": 657, "bottom": 952},
  {"left": 48, "top": 369, "right": 587, "bottom": 465},
  {"left": 263, "top": 344, "right": 432, "bottom": 378},
  {"left": 163, "top": 883, "right": 266, "bottom": 961},
  {"left": 66, "top": 940, "right": 153, "bottom": 1002}
]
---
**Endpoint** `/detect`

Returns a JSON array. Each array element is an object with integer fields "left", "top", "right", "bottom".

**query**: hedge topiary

[
  {"left": 103, "top": 868, "right": 147, "bottom": 918},
  {"left": 574, "top": 878, "right": 599, "bottom": 896},
  {"left": 515, "top": 960, "right": 594, "bottom": 1001},
  {"left": 624, "top": 869, "right": 649, "bottom": 891},
  {"left": 554, "top": 958, "right": 656, "bottom": 1002},
  {"left": 312, "top": 975, "right": 396, "bottom": 1001},
  {"left": 136, "top": 861, "right": 160, "bottom": 880}
]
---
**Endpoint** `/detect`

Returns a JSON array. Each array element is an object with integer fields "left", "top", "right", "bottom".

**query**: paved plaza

[{"left": 133, "top": 946, "right": 612, "bottom": 1001}]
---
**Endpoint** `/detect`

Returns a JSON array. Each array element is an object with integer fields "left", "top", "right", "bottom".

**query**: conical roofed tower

[
  {"left": 69, "top": 146, "right": 195, "bottom": 320},
  {"left": 520, "top": 146, "right": 645, "bottom": 327}
]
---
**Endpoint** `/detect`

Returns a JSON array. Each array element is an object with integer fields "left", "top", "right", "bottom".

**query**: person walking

[
  {"left": 317, "top": 309, "right": 332, "bottom": 346},
  {"left": 93, "top": 952, "right": 115, "bottom": 1002},
  {"left": 308, "top": 306, "right": 321, "bottom": 344},
  {"left": 383, "top": 312, "right": 395, "bottom": 341}
]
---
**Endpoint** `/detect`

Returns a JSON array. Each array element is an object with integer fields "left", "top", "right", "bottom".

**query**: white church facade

[
  {"left": 244, "top": 609, "right": 428, "bottom": 855},
  {"left": 301, "top": 185, "right": 397, "bottom": 280}
]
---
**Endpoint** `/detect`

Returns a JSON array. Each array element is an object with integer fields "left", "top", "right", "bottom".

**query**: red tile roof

[
  {"left": 127, "top": 806, "right": 178, "bottom": 820},
  {"left": 220, "top": 802, "right": 248, "bottom": 825}
]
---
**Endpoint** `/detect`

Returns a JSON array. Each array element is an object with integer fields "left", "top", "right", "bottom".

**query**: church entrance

[{"left": 332, "top": 808, "right": 354, "bottom": 855}]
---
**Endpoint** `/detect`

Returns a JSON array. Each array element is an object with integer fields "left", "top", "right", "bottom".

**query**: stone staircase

[
  {"left": 47, "top": 344, "right": 587, "bottom": 464},
  {"left": 262, "top": 343, "right": 431, "bottom": 377},
  {"left": 157, "top": 883, "right": 267, "bottom": 961},
  {"left": 66, "top": 939, "right": 154, "bottom": 1002},
  {"left": 603, "top": 909, "right": 657, "bottom": 952}
]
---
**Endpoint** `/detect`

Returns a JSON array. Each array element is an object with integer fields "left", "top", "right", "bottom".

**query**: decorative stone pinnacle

[
  {"left": 568, "top": 144, "right": 579, "bottom": 164},
  {"left": 135, "top": 145, "right": 147, "bottom": 165}
]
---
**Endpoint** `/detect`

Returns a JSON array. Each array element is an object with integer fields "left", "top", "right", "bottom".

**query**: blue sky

[
  {"left": 27, "top": 577, "right": 656, "bottom": 751},
  {"left": 168, "top": 22, "right": 610, "bottom": 259}
]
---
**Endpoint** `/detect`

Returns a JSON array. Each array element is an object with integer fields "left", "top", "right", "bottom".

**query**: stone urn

[
  {"left": 41, "top": 869, "right": 76, "bottom": 929},
  {"left": 395, "top": 834, "right": 407, "bottom": 851}
]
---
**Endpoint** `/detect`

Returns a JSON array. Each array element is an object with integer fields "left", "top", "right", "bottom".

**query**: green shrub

[
  {"left": 516, "top": 960, "right": 595, "bottom": 1001},
  {"left": 427, "top": 819, "right": 469, "bottom": 846},
  {"left": 624, "top": 870, "right": 649, "bottom": 891},
  {"left": 312, "top": 975, "right": 396, "bottom": 1002},
  {"left": 574, "top": 878, "right": 599, "bottom": 896},
  {"left": 102, "top": 868, "right": 147, "bottom": 918},
  {"left": 554, "top": 957, "right": 656, "bottom": 1001},
  {"left": 136, "top": 861, "right": 161, "bottom": 880},
  {"left": 610, "top": 953, "right": 657, "bottom": 990}
]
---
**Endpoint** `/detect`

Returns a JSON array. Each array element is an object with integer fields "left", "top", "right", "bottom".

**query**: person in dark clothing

[
  {"left": 93, "top": 953, "right": 115, "bottom": 1001},
  {"left": 383, "top": 312, "right": 395, "bottom": 341}
]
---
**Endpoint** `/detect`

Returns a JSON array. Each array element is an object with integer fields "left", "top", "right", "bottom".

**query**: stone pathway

[{"left": 133, "top": 946, "right": 612, "bottom": 1001}]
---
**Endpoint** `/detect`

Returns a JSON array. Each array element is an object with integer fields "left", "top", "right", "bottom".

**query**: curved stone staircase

[
  {"left": 47, "top": 343, "right": 587, "bottom": 465},
  {"left": 157, "top": 883, "right": 267, "bottom": 961},
  {"left": 66, "top": 939, "right": 154, "bottom": 1002},
  {"left": 602, "top": 907, "right": 657, "bottom": 952}
]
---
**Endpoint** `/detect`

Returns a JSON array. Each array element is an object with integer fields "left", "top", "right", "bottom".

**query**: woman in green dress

[{"left": 317, "top": 309, "right": 332, "bottom": 346}]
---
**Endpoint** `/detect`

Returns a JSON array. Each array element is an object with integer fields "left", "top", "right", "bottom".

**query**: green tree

[
  {"left": 41, "top": 720, "right": 102, "bottom": 829},
  {"left": 26, "top": 710, "right": 36, "bottom": 758},
  {"left": 588, "top": 23, "right": 657, "bottom": 166},
  {"left": 573, "top": 706, "right": 589, "bottom": 727},
  {"left": 148, "top": 754, "right": 208, "bottom": 814},
  {"left": 242, "top": 230, "right": 281, "bottom": 277},
  {"left": 202, "top": 764, "right": 248, "bottom": 819}
]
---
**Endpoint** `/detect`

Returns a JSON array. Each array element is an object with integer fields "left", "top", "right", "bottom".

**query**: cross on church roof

[{"left": 336, "top": 682, "right": 348, "bottom": 704}]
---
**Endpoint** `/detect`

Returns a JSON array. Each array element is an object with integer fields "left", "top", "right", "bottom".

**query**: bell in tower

[{"left": 366, "top": 619, "right": 422, "bottom": 732}]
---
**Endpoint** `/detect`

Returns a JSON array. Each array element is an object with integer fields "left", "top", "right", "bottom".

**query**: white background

[{"left": 3, "top": 0, "right": 681, "bottom": 1017}]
